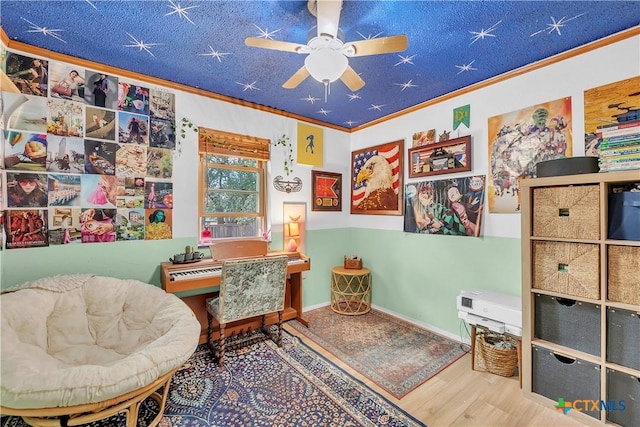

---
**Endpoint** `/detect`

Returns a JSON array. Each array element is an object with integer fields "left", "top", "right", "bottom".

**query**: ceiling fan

[{"left": 244, "top": 0, "right": 408, "bottom": 97}]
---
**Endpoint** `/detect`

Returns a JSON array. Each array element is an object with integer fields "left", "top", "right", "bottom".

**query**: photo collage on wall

[{"left": 1, "top": 49, "right": 177, "bottom": 249}]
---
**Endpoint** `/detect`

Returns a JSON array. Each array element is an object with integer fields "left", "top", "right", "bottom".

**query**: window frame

[{"left": 197, "top": 128, "right": 269, "bottom": 244}]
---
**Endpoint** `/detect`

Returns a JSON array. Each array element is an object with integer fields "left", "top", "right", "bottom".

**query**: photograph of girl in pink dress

[{"left": 82, "top": 175, "right": 116, "bottom": 208}]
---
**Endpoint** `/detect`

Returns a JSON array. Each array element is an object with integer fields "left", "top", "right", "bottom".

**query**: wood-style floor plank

[{"left": 285, "top": 324, "right": 588, "bottom": 426}]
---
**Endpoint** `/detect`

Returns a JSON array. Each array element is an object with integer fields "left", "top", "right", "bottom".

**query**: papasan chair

[{"left": 0, "top": 274, "right": 201, "bottom": 427}]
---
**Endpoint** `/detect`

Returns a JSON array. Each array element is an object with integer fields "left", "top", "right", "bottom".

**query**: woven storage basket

[
  {"left": 532, "top": 185, "right": 600, "bottom": 240},
  {"left": 344, "top": 257, "right": 363, "bottom": 269},
  {"left": 477, "top": 332, "right": 518, "bottom": 377},
  {"left": 532, "top": 241, "right": 600, "bottom": 299},
  {"left": 608, "top": 245, "right": 640, "bottom": 305}
]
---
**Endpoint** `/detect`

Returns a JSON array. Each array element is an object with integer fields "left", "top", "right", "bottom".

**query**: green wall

[
  {"left": 0, "top": 228, "right": 521, "bottom": 338},
  {"left": 344, "top": 229, "right": 522, "bottom": 334},
  {"left": 0, "top": 238, "right": 198, "bottom": 288}
]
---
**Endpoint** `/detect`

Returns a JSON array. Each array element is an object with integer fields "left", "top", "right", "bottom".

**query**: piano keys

[{"left": 169, "top": 265, "right": 221, "bottom": 282}]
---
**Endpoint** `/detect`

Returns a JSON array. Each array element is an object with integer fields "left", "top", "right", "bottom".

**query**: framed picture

[
  {"left": 351, "top": 139, "right": 403, "bottom": 216},
  {"left": 408, "top": 135, "right": 471, "bottom": 178},
  {"left": 311, "top": 170, "right": 342, "bottom": 212},
  {"left": 404, "top": 175, "right": 486, "bottom": 237}
]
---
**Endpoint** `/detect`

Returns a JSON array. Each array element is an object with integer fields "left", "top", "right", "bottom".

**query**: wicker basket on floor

[{"left": 477, "top": 332, "right": 518, "bottom": 377}]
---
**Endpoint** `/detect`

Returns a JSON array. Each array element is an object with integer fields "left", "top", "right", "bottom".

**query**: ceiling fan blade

[
  {"left": 346, "top": 35, "right": 408, "bottom": 57},
  {"left": 340, "top": 66, "right": 365, "bottom": 91},
  {"left": 245, "top": 37, "right": 306, "bottom": 53},
  {"left": 316, "top": 0, "right": 342, "bottom": 38},
  {"left": 283, "top": 66, "right": 310, "bottom": 89}
]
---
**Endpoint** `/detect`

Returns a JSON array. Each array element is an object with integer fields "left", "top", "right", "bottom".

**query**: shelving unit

[{"left": 521, "top": 170, "right": 640, "bottom": 427}]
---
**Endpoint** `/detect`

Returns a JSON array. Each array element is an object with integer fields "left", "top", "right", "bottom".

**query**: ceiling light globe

[{"left": 305, "top": 49, "right": 348, "bottom": 83}]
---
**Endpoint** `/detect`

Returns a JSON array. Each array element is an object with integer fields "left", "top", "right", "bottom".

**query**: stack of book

[{"left": 597, "top": 121, "right": 640, "bottom": 172}]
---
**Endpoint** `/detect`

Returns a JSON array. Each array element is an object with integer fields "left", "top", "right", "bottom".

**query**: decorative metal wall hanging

[{"left": 273, "top": 176, "right": 303, "bottom": 193}]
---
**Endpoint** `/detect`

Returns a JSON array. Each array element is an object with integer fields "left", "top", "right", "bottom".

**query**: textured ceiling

[{"left": 2, "top": 1, "right": 639, "bottom": 130}]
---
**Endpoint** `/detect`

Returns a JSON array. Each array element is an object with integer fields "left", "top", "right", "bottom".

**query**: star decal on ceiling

[
  {"left": 21, "top": 18, "right": 66, "bottom": 43},
  {"left": 356, "top": 31, "right": 384, "bottom": 40},
  {"left": 124, "top": 33, "right": 161, "bottom": 56},
  {"left": 347, "top": 93, "right": 361, "bottom": 101},
  {"left": 85, "top": 0, "right": 97, "bottom": 10},
  {"left": 396, "top": 80, "right": 417, "bottom": 91},
  {"left": 199, "top": 46, "right": 231, "bottom": 62},
  {"left": 369, "top": 104, "right": 385, "bottom": 111},
  {"left": 166, "top": 0, "right": 199, "bottom": 25},
  {"left": 317, "top": 108, "right": 331, "bottom": 115},
  {"left": 344, "top": 120, "right": 359, "bottom": 126},
  {"left": 531, "top": 14, "right": 586, "bottom": 37},
  {"left": 236, "top": 81, "right": 260, "bottom": 91},
  {"left": 253, "top": 24, "right": 281, "bottom": 40},
  {"left": 301, "top": 95, "right": 320, "bottom": 104},
  {"left": 456, "top": 60, "right": 477, "bottom": 74},
  {"left": 469, "top": 20, "right": 502, "bottom": 45},
  {"left": 395, "top": 54, "right": 416, "bottom": 66}
]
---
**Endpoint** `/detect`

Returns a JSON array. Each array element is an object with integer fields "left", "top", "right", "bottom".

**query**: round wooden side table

[{"left": 330, "top": 266, "right": 371, "bottom": 315}]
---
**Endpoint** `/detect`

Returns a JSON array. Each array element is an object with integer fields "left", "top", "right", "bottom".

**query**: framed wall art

[
  {"left": 351, "top": 139, "right": 403, "bottom": 216},
  {"left": 487, "top": 97, "right": 572, "bottom": 213},
  {"left": 404, "top": 175, "right": 486, "bottom": 237},
  {"left": 311, "top": 170, "right": 342, "bottom": 212},
  {"left": 408, "top": 135, "right": 471, "bottom": 178}
]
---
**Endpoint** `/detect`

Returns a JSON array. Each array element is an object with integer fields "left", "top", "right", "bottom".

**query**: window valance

[{"left": 198, "top": 128, "right": 270, "bottom": 161}]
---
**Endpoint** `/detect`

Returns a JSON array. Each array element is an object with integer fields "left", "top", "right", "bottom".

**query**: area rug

[
  {"left": 289, "top": 306, "right": 468, "bottom": 399},
  {"left": 1, "top": 331, "right": 424, "bottom": 427}
]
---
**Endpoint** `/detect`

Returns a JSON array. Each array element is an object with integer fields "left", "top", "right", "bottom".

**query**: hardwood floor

[{"left": 284, "top": 323, "right": 588, "bottom": 427}]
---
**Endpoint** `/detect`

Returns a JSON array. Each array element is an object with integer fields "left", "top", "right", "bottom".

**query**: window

[{"left": 198, "top": 128, "right": 269, "bottom": 245}]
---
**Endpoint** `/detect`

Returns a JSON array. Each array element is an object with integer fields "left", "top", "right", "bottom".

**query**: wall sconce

[{"left": 283, "top": 202, "right": 306, "bottom": 254}]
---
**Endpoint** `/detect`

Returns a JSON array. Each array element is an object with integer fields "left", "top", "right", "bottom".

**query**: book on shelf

[
  {"left": 599, "top": 139, "right": 640, "bottom": 150},
  {"left": 599, "top": 162, "right": 640, "bottom": 172},
  {"left": 598, "top": 123, "right": 640, "bottom": 138},
  {"left": 600, "top": 134, "right": 640, "bottom": 144},
  {"left": 596, "top": 120, "right": 640, "bottom": 131},
  {"left": 599, "top": 146, "right": 640, "bottom": 157},
  {"left": 598, "top": 141, "right": 640, "bottom": 153},
  {"left": 599, "top": 150, "right": 640, "bottom": 160},
  {"left": 599, "top": 162, "right": 640, "bottom": 171}
]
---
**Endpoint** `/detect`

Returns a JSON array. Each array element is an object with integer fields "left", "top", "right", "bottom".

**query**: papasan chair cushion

[{"left": 0, "top": 274, "right": 201, "bottom": 410}]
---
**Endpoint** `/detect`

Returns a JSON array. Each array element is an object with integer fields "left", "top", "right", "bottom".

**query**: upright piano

[{"left": 161, "top": 239, "right": 311, "bottom": 343}]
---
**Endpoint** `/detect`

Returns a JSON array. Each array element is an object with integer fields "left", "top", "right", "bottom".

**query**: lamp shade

[{"left": 304, "top": 49, "right": 348, "bottom": 83}]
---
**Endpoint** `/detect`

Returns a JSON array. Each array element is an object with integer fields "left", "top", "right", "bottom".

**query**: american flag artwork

[{"left": 352, "top": 142, "right": 401, "bottom": 208}]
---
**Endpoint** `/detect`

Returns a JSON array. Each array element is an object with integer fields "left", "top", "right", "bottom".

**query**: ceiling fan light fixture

[{"left": 304, "top": 48, "right": 348, "bottom": 84}]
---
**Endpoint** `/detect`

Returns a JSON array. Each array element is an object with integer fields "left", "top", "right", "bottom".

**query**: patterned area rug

[
  {"left": 289, "top": 306, "right": 469, "bottom": 399},
  {"left": 1, "top": 331, "right": 424, "bottom": 427}
]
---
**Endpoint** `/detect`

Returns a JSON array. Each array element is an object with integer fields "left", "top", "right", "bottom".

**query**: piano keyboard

[
  {"left": 170, "top": 266, "right": 222, "bottom": 281},
  {"left": 169, "top": 258, "right": 308, "bottom": 282}
]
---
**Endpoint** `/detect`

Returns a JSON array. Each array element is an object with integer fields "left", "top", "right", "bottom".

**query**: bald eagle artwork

[{"left": 351, "top": 141, "right": 403, "bottom": 215}]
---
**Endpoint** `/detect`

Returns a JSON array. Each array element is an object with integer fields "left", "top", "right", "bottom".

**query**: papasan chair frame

[
  {"left": 0, "top": 274, "right": 201, "bottom": 427},
  {"left": 0, "top": 368, "right": 175, "bottom": 427}
]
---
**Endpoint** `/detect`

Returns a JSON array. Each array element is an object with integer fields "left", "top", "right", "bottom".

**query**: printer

[{"left": 456, "top": 289, "right": 522, "bottom": 336}]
